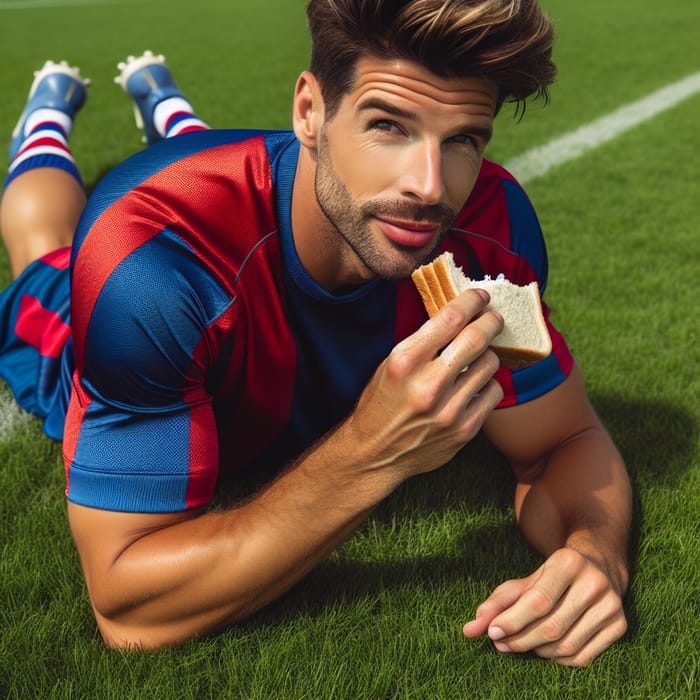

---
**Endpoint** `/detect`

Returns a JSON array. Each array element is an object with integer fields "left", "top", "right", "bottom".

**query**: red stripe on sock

[
  {"left": 29, "top": 120, "right": 67, "bottom": 137},
  {"left": 164, "top": 110, "right": 193, "bottom": 131},
  {"left": 15, "top": 294, "right": 71, "bottom": 358},
  {"left": 173, "top": 124, "right": 208, "bottom": 136},
  {"left": 16, "top": 135, "right": 70, "bottom": 159}
]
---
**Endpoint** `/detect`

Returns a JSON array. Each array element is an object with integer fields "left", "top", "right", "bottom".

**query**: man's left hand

[{"left": 462, "top": 547, "right": 627, "bottom": 667}]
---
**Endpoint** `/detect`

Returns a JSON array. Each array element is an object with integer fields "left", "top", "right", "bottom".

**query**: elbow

[
  {"left": 94, "top": 613, "right": 190, "bottom": 652},
  {"left": 89, "top": 591, "right": 246, "bottom": 651},
  {"left": 93, "top": 608, "right": 162, "bottom": 651},
  {"left": 89, "top": 591, "right": 189, "bottom": 651}
]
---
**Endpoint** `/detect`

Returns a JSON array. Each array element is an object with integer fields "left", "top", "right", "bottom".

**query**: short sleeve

[{"left": 64, "top": 229, "right": 232, "bottom": 513}]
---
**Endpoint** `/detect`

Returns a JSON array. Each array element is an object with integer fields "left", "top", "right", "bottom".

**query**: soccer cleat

[
  {"left": 9, "top": 60, "right": 90, "bottom": 161},
  {"left": 115, "top": 50, "right": 186, "bottom": 144}
]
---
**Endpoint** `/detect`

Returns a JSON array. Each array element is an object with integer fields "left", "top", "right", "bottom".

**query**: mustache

[{"left": 362, "top": 199, "right": 458, "bottom": 225}]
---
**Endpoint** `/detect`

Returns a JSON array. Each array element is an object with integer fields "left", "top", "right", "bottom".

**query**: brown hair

[{"left": 306, "top": 0, "right": 556, "bottom": 118}]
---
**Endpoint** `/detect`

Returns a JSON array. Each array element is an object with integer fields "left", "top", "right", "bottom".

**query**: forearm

[
  {"left": 71, "top": 294, "right": 503, "bottom": 650},
  {"left": 513, "top": 425, "right": 632, "bottom": 594},
  {"left": 72, "top": 425, "right": 398, "bottom": 649}
]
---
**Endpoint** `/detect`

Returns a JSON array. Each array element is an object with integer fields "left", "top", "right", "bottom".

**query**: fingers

[
  {"left": 533, "top": 594, "right": 627, "bottom": 667},
  {"left": 465, "top": 548, "right": 627, "bottom": 667},
  {"left": 397, "top": 289, "right": 502, "bottom": 369},
  {"left": 462, "top": 578, "right": 526, "bottom": 638},
  {"left": 436, "top": 296, "right": 504, "bottom": 379}
]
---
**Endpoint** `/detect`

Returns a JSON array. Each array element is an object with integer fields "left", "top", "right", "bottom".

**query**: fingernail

[
  {"left": 488, "top": 626, "right": 506, "bottom": 641},
  {"left": 494, "top": 642, "right": 511, "bottom": 653}
]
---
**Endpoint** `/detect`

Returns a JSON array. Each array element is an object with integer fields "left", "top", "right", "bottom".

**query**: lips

[{"left": 376, "top": 217, "right": 440, "bottom": 248}]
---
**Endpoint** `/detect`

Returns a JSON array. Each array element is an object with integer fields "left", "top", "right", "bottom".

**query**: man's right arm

[{"left": 68, "top": 289, "right": 504, "bottom": 650}]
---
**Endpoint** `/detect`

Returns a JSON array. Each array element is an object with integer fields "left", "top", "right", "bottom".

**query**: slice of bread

[{"left": 411, "top": 251, "right": 552, "bottom": 368}]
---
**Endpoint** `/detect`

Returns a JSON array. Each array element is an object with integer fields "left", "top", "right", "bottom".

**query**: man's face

[{"left": 314, "top": 55, "right": 498, "bottom": 281}]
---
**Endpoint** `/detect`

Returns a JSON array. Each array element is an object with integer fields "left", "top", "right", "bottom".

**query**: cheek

[
  {"left": 443, "top": 154, "right": 483, "bottom": 208},
  {"left": 335, "top": 140, "right": 398, "bottom": 199}
]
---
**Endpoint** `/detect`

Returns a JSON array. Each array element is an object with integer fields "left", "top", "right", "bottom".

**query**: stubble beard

[{"left": 313, "top": 133, "right": 458, "bottom": 281}]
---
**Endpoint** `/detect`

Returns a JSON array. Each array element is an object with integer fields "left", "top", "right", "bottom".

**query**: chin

[{"left": 369, "top": 246, "right": 435, "bottom": 281}]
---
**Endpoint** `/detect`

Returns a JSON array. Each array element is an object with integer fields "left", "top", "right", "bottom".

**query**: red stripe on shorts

[{"left": 15, "top": 294, "right": 71, "bottom": 358}]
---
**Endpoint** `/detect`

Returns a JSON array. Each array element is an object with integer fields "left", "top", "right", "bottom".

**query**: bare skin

[
  {"left": 1, "top": 167, "right": 84, "bottom": 278},
  {"left": 69, "top": 289, "right": 505, "bottom": 648},
  {"left": 465, "top": 364, "right": 631, "bottom": 667},
  {"left": 4, "top": 56, "right": 631, "bottom": 665}
]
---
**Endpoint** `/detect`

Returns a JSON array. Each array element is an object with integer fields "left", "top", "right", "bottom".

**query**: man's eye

[
  {"left": 370, "top": 119, "right": 401, "bottom": 133},
  {"left": 447, "top": 134, "right": 476, "bottom": 146}
]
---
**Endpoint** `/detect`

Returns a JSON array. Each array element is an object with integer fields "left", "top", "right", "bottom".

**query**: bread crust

[{"left": 411, "top": 252, "right": 552, "bottom": 369}]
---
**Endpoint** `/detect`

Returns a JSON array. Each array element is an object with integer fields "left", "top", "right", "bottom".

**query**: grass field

[{"left": 1, "top": 0, "right": 699, "bottom": 698}]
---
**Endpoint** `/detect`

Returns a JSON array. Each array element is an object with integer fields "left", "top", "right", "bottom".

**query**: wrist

[
  {"left": 295, "top": 418, "right": 404, "bottom": 508},
  {"left": 564, "top": 537, "right": 630, "bottom": 597}
]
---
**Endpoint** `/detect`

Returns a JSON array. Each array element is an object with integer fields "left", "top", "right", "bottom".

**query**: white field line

[
  {"left": 505, "top": 70, "right": 700, "bottom": 184},
  {"left": 0, "top": 393, "right": 30, "bottom": 442},
  {"left": 0, "top": 73, "right": 698, "bottom": 440}
]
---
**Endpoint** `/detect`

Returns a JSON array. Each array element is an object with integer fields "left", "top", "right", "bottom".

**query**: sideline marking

[
  {"left": 505, "top": 70, "right": 700, "bottom": 184},
  {"left": 0, "top": 393, "right": 30, "bottom": 442}
]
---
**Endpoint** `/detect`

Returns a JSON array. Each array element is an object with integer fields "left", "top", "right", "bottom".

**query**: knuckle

[
  {"left": 485, "top": 349, "right": 501, "bottom": 374},
  {"left": 458, "top": 412, "right": 483, "bottom": 442},
  {"left": 540, "top": 616, "right": 568, "bottom": 643},
  {"left": 386, "top": 344, "right": 415, "bottom": 379},
  {"left": 527, "top": 587, "right": 555, "bottom": 616},
  {"left": 461, "top": 324, "right": 490, "bottom": 354},
  {"left": 556, "top": 638, "right": 583, "bottom": 659},
  {"left": 432, "top": 406, "right": 455, "bottom": 431},
  {"left": 408, "top": 378, "right": 440, "bottom": 414},
  {"left": 588, "top": 571, "right": 610, "bottom": 598},
  {"left": 490, "top": 378, "right": 505, "bottom": 405},
  {"left": 570, "top": 651, "right": 595, "bottom": 668},
  {"left": 556, "top": 547, "right": 586, "bottom": 571},
  {"left": 437, "top": 302, "right": 468, "bottom": 331}
]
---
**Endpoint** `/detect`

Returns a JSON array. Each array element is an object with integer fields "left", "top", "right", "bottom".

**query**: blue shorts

[{"left": 0, "top": 247, "right": 73, "bottom": 440}]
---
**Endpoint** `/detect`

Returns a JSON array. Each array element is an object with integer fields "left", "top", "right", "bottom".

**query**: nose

[{"left": 399, "top": 139, "right": 444, "bottom": 205}]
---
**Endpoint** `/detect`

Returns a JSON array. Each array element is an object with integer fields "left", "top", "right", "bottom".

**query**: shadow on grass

[
  {"left": 588, "top": 393, "right": 698, "bottom": 644},
  {"left": 590, "top": 392, "right": 698, "bottom": 486},
  {"left": 242, "top": 521, "right": 524, "bottom": 630},
  {"left": 217, "top": 393, "right": 697, "bottom": 637}
]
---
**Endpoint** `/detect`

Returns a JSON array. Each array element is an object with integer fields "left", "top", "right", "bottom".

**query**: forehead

[{"left": 343, "top": 55, "right": 499, "bottom": 116}]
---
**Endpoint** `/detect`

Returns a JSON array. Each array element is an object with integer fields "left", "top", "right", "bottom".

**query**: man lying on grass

[{"left": 0, "top": 0, "right": 631, "bottom": 666}]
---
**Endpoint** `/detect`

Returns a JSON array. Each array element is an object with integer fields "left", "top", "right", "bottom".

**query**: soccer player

[{"left": 0, "top": 0, "right": 632, "bottom": 665}]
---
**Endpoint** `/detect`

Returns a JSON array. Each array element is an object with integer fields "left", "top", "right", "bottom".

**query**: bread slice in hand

[{"left": 411, "top": 251, "right": 552, "bottom": 368}]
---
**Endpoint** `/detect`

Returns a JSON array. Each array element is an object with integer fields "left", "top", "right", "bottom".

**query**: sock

[
  {"left": 153, "top": 97, "right": 209, "bottom": 139},
  {"left": 6, "top": 108, "right": 82, "bottom": 189}
]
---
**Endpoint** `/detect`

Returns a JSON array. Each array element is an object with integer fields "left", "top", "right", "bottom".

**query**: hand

[
  {"left": 345, "top": 289, "right": 504, "bottom": 482},
  {"left": 462, "top": 547, "right": 628, "bottom": 667}
]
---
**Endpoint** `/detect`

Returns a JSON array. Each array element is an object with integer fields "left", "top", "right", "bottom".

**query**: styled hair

[{"left": 306, "top": 0, "right": 556, "bottom": 118}]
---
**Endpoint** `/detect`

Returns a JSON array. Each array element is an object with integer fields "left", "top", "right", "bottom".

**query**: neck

[{"left": 290, "top": 149, "right": 374, "bottom": 293}]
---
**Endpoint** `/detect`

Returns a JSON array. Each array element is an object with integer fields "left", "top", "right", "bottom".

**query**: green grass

[{"left": 1, "top": 0, "right": 699, "bottom": 698}]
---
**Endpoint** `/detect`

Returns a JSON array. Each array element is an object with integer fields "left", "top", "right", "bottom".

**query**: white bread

[{"left": 411, "top": 251, "right": 552, "bottom": 368}]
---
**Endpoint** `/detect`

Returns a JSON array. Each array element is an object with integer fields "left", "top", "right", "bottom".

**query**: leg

[
  {"left": 1, "top": 169, "right": 85, "bottom": 280},
  {"left": 115, "top": 50, "right": 209, "bottom": 145},
  {"left": 1, "top": 61, "right": 89, "bottom": 279}
]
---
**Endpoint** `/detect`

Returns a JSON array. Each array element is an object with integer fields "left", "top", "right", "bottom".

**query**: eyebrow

[
  {"left": 357, "top": 97, "right": 417, "bottom": 121},
  {"left": 357, "top": 97, "right": 493, "bottom": 144}
]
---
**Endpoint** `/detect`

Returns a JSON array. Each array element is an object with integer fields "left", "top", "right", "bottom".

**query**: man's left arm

[{"left": 463, "top": 362, "right": 632, "bottom": 667}]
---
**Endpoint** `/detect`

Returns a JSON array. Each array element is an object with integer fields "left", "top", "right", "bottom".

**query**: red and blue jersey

[{"left": 0, "top": 129, "right": 573, "bottom": 514}]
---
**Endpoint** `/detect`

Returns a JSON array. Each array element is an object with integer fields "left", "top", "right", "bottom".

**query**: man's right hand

[
  {"left": 343, "top": 287, "right": 504, "bottom": 483},
  {"left": 67, "top": 288, "right": 503, "bottom": 651}
]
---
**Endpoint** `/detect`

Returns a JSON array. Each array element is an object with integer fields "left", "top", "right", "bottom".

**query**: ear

[{"left": 292, "top": 71, "right": 324, "bottom": 150}]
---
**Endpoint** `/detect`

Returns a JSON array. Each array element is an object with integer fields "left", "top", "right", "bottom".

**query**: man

[{"left": 0, "top": 0, "right": 631, "bottom": 665}]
